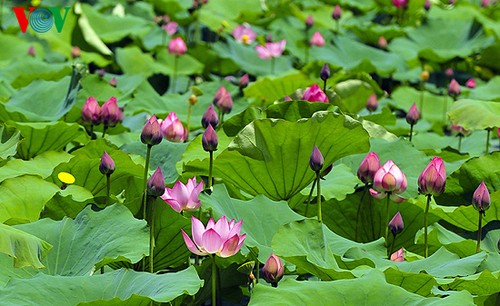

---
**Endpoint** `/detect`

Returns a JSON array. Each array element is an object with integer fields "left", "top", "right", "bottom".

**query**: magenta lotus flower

[
  {"left": 309, "top": 146, "right": 324, "bottom": 172},
  {"left": 168, "top": 37, "right": 187, "bottom": 56},
  {"left": 202, "top": 124, "right": 218, "bottom": 152},
  {"left": 450, "top": 123, "right": 470, "bottom": 136},
  {"left": 370, "top": 160, "right": 407, "bottom": 202},
  {"left": 161, "top": 177, "right": 204, "bottom": 213},
  {"left": 239, "top": 74, "right": 249, "bottom": 88},
  {"left": 406, "top": 103, "right": 420, "bottom": 125},
  {"left": 424, "top": 0, "right": 431, "bottom": 11},
  {"left": 305, "top": 15, "right": 314, "bottom": 28},
  {"left": 357, "top": 152, "right": 381, "bottom": 184},
  {"left": 472, "top": 181, "right": 490, "bottom": 214},
  {"left": 99, "top": 151, "right": 115, "bottom": 175},
  {"left": 109, "top": 77, "right": 117, "bottom": 87},
  {"left": 232, "top": 24, "right": 257, "bottom": 45},
  {"left": 181, "top": 216, "right": 246, "bottom": 257},
  {"left": 27, "top": 46, "right": 35, "bottom": 57},
  {"left": 366, "top": 94, "right": 378, "bottom": 112},
  {"left": 202, "top": 105, "right": 219, "bottom": 129},
  {"left": 101, "top": 97, "right": 123, "bottom": 127},
  {"left": 388, "top": 211, "right": 404, "bottom": 236},
  {"left": 163, "top": 21, "right": 178, "bottom": 35},
  {"left": 255, "top": 40, "right": 286, "bottom": 59},
  {"left": 147, "top": 167, "right": 165, "bottom": 198},
  {"left": 448, "top": 79, "right": 461, "bottom": 97},
  {"left": 82, "top": 97, "right": 101, "bottom": 125},
  {"left": 213, "top": 85, "right": 233, "bottom": 114},
  {"left": 310, "top": 31, "right": 325, "bottom": 47},
  {"left": 418, "top": 157, "right": 446, "bottom": 196},
  {"left": 466, "top": 78, "right": 476, "bottom": 89},
  {"left": 262, "top": 253, "right": 284, "bottom": 285},
  {"left": 302, "top": 84, "right": 328, "bottom": 103},
  {"left": 141, "top": 115, "right": 163, "bottom": 146},
  {"left": 320, "top": 64, "right": 330, "bottom": 81},
  {"left": 161, "top": 112, "right": 187, "bottom": 142},
  {"left": 332, "top": 4, "right": 342, "bottom": 20},
  {"left": 392, "top": 0, "right": 408, "bottom": 8},
  {"left": 390, "top": 248, "right": 404, "bottom": 262}
]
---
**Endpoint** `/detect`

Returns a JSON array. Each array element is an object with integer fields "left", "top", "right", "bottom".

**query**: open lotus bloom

[
  {"left": 390, "top": 248, "right": 404, "bottom": 262},
  {"left": 182, "top": 216, "right": 246, "bottom": 257},
  {"left": 161, "top": 177, "right": 204, "bottom": 213},
  {"left": 302, "top": 84, "right": 328, "bottom": 103},
  {"left": 232, "top": 24, "right": 257, "bottom": 44},
  {"left": 370, "top": 160, "right": 407, "bottom": 202},
  {"left": 255, "top": 40, "right": 286, "bottom": 59}
]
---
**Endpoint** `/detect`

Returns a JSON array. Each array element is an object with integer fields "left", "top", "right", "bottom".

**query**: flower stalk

[
  {"left": 384, "top": 194, "right": 391, "bottom": 246},
  {"left": 316, "top": 170, "right": 322, "bottom": 223},
  {"left": 355, "top": 185, "right": 368, "bottom": 241},
  {"left": 143, "top": 144, "right": 152, "bottom": 219},
  {"left": 424, "top": 194, "right": 431, "bottom": 257}
]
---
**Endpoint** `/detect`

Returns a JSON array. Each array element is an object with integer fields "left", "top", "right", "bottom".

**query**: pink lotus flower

[
  {"left": 448, "top": 79, "right": 461, "bottom": 97},
  {"left": 472, "top": 181, "right": 490, "bottom": 214},
  {"left": 161, "top": 112, "right": 187, "bottom": 142},
  {"left": 141, "top": 114, "right": 163, "bottom": 146},
  {"left": 168, "top": 37, "right": 187, "bottom": 56},
  {"left": 255, "top": 40, "right": 286, "bottom": 59},
  {"left": 406, "top": 103, "right": 420, "bottom": 125},
  {"left": 109, "top": 77, "right": 117, "bottom": 87},
  {"left": 310, "top": 31, "right": 325, "bottom": 47},
  {"left": 450, "top": 123, "right": 470, "bottom": 136},
  {"left": 262, "top": 253, "right": 284, "bottom": 285},
  {"left": 392, "top": 0, "right": 408, "bottom": 8},
  {"left": 213, "top": 85, "right": 233, "bottom": 114},
  {"left": 388, "top": 211, "right": 404, "bottom": 236},
  {"left": 418, "top": 157, "right": 446, "bottom": 196},
  {"left": 366, "top": 94, "right": 378, "bottom": 112},
  {"left": 309, "top": 145, "right": 324, "bottom": 172},
  {"left": 378, "top": 36, "right": 387, "bottom": 49},
  {"left": 27, "top": 46, "right": 35, "bottom": 57},
  {"left": 305, "top": 15, "right": 314, "bottom": 28},
  {"left": 332, "top": 4, "right": 342, "bottom": 20},
  {"left": 161, "top": 177, "right": 204, "bottom": 213},
  {"left": 424, "top": 0, "right": 431, "bottom": 11},
  {"left": 390, "top": 248, "right": 404, "bottom": 262},
  {"left": 99, "top": 151, "right": 115, "bottom": 175},
  {"left": 163, "top": 21, "right": 178, "bottom": 35},
  {"left": 101, "top": 97, "right": 123, "bottom": 127},
  {"left": 302, "top": 84, "right": 328, "bottom": 103},
  {"left": 357, "top": 152, "right": 381, "bottom": 184},
  {"left": 465, "top": 78, "right": 476, "bottom": 89},
  {"left": 82, "top": 97, "right": 101, "bottom": 125},
  {"left": 370, "top": 160, "right": 407, "bottom": 202},
  {"left": 232, "top": 24, "right": 257, "bottom": 45},
  {"left": 181, "top": 216, "right": 246, "bottom": 257}
]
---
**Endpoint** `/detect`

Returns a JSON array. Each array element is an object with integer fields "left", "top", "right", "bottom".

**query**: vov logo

[{"left": 12, "top": 6, "right": 71, "bottom": 33}]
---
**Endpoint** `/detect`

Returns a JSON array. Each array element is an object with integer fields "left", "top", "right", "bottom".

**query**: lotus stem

[
  {"left": 172, "top": 55, "right": 179, "bottom": 93},
  {"left": 255, "top": 261, "right": 260, "bottom": 283},
  {"left": 355, "top": 185, "right": 368, "bottom": 241},
  {"left": 100, "top": 266, "right": 104, "bottom": 274},
  {"left": 304, "top": 177, "right": 317, "bottom": 217},
  {"left": 304, "top": 28, "right": 309, "bottom": 64},
  {"left": 476, "top": 212, "right": 483, "bottom": 253},
  {"left": 212, "top": 254, "right": 217, "bottom": 306},
  {"left": 384, "top": 194, "right": 391, "bottom": 246},
  {"left": 316, "top": 171, "right": 322, "bottom": 223},
  {"left": 102, "top": 126, "right": 108, "bottom": 138},
  {"left": 424, "top": 194, "right": 431, "bottom": 258},
  {"left": 149, "top": 198, "right": 155, "bottom": 273},
  {"left": 409, "top": 124, "right": 414, "bottom": 142},
  {"left": 142, "top": 144, "right": 152, "bottom": 219},
  {"left": 208, "top": 151, "right": 214, "bottom": 190},
  {"left": 458, "top": 135, "right": 463, "bottom": 152},
  {"left": 485, "top": 128, "right": 491, "bottom": 153},
  {"left": 388, "top": 234, "right": 397, "bottom": 258},
  {"left": 106, "top": 174, "right": 111, "bottom": 206},
  {"left": 442, "top": 94, "right": 447, "bottom": 123},
  {"left": 186, "top": 104, "right": 193, "bottom": 141},
  {"left": 419, "top": 86, "right": 424, "bottom": 120},
  {"left": 271, "top": 57, "right": 275, "bottom": 75}
]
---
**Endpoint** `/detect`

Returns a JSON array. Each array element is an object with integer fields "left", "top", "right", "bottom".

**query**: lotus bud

[
  {"left": 418, "top": 157, "right": 446, "bottom": 196},
  {"left": 163, "top": 21, "right": 178, "bottom": 35},
  {"left": 366, "top": 94, "right": 378, "bottom": 112},
  {"left": 481, "top": 0, "right": 490, "bottom": 7},
  {"left": 147, "top": 167, "right": 165, "bottom": 197},
  {"left": 309, "top": 146, "right": 324, "bottom": 172},
  {"left": 161, "top": 112, "right": 187, "bottom": 142},
  {"left": 99, "top": 151, "right": 115, "bottom": 175},
  {"left": 202, "top": 124, "right": 218, "bottom": 152},
  {"left": 27, "top": 46, "right": 35, "bottom": 57},
  {"left": 101, "top": 96, "right": 123, "bottom": 127},
  {"left": 390, "top": 248, "right": 404, "bottom": 262},
  {"left": 420, "top": 70, "right": 430, "bottom": 81},
  {"left": 213, "top": 86, "right": 233, "bottom": 114},
  {"left": 465, "top": 78, "right": 476, "bottom": 89},
  {"left": 357, "top": 152, "right": 381, "bottom": 184},
  {"left": 445, "top": 68, "right": 454, "bottom": 78},
  {"left": 189, "top": 94, "right": 198, "bottom": 106},
  {"left": 265, "top": 34, "right": 273, "bottom": 43},
  {"left": 97, "top": 69, "right": 105, "bottom": 78},
  {"left": 371, "top": 160, "right": 407, "bottom": 202},
  {"left": 305, "top": 15, "right": 314, "bottom": 29},
  {"left": 472, "top": 181, "right": 490, "bottom": 214},
  {"left": 450, "top": 123, "right": 470, "bottom": 136},
  {"left": 320, "top": 64, "right": 330, "bottom": 81},
  {"left": 424, "top": 0, "right": 431, "bottom": 11},
  {"left": 168, "top": 37, "right": 187, "bottom": 56},
  {"left": 71, "top": 46, "right": 81, "bottom": 59},
  {"left": 239, "top": 74, "right": 249, "bottom": 89},
  {"left": 109, "top": 77, "right": 117, "bottom": 87},
  {"left": 448, "top": 79, "right": 461, "bottom": 98},
  {"left": 141, "top": 115, "right": 163, "bottom": 146},
  {"left": 406, "top": 103, "right": 420, "bottom": 125},
  {"left": 388, "top": 211, "right": 404, "bottom": 236},
  {"left": 302, "top": 84, "right": 328, "bottom": 103},
  {"left": 310, "top": 31, "right": 325, "bottom": 47},
  {"left": 332, "top": 4, "right": 342, "bottom": 20},
  {"left": 284, "top": 96, "right": 292, "bottom": 101},
  {"left": 82, "top": 97, "right": 101, "bottom": 125},
  {"left": 378, "top": 36, "right": 387, "bottom": 49},
  {"left": 262, "top": 254, "right": 284, "bottom": 286},
  {"left": 202, "top": 105, "right": 219, "bottom": 129}
]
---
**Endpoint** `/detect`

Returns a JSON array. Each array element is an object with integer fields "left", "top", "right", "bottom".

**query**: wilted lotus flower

[
  {"left": 418, "top": 157, "right": 446, "bottom": 196},
  {"left": 163, "top": 21, "right": 178, "bottom": 35},
  {"left": 161, "top": 112, "right": 187, "bottom": 142},
  {"left": 71, "top": 46, "right": 81, "bottom": 59},
  {"left": 424, "top": 0, "right": 431, "bottom": 11},
  {"left": 141, "top": 115, "right": 163, "bottom": 146},
  {"left": 357, "top": 152, "right": 381, "bottom": 185},
  {"left": 465, "top": 78, "right": 476, "bottom": 89},
  {"left": 27, "top": 46, "right": 35, "bottom": 57},
  {"left": 388, "top": 211, "right": 404, "bottom": 236},
  {"left": 309, "top": 146, "right": 324, "bottom": 172},
  {"left": 82, "top": 97, "right": 101, "bottom": 125},
  {"left": 448, "top": 79, "right": 461, "bottom": 98},
  {"left": 161, "top": 177, "right": 204, "bottom": 213},
  {"left": 239, "top": 74, "right": 249, "bottom": 88},
  {"left": 181, "top": 216, "right": 246, "bottom": 257},
  {"left": 101, "top": 97, "right": 123, "bottom": 127},
  {"left": 366, "top": 94, "right": 378, "bottom": 112},
  {"left": 168, "top": 37, "right": 187, "bottom": 56},
  {"left": 310, "top": 31, "right": 325, "bottom": 47},
  {"left": 213, "top": 86, "right": 233, "bottom": 114},
  {"left": 390, "top": 248, "right": 404, "bottom": 262},
  {"left": 378, "top": 36, "right": 387, "bottom": 49},
  {"left": 232, "top": 24, "right": 257, "bottom": 45},
  {"left": 262, "top": 254, "right": 285, "bottom": 286},
  {"left": 370, "top": 160, "right": 407, "bottom": 202},
  {"left": 99, "top": 151, "right": 115, "bottom": 175},
  {"left": 255, "top": 40, "right": 286, "bottom": 59},
  {"left": 472, "top": 181, "right": 490, "bottom": 214},
  {"left": 202, "top": 124, "right": 218, "bottom": 152},
  {"left": 305, "top": 15, "right": 314, "bottom": 29},
  {"left": 392, "top": 0, "right": 408, "bottom": 8},
  {"left": 320, "top": 64, "right": 330, "bottom": 82},
  {"left": 332, "top": 4, "right": 342, "bottom": 20},
  {"left": 302, "top": 84, "right": 328, "bottom": 103},
  {"left": 147, "top": 167, "right": 165, "bottom": 198},
  {"left": 406, "top": 103, "right": 420, "bottom": 125}
]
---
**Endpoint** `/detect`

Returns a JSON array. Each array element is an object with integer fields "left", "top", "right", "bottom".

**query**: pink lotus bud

[
  {"left": 309, "top": 146, "right": 324, "bottom": 172},
  {"left": 302, "top": 84, "right": 328, "bottom": 103},
  {"left": 424, "top": 0, "right": 431, "bottom": 11},
  {"left": 97, "top": 69, "right": 105, "bottom": 78},
  {"left": 378, "top": 36, "right": 387, "bottom": 49},
  {"left": 161, "top": 112, "right": 187, "bottom": 142},
  {"left": 320, "top": 64, "right": 330, "bottom": 81},
  {"left": 163, "top": 21, "right": 178, "bottom": 35},
  {"left": 147, "top": 167, "right": 165, "bottom": 197},
  {"left": 283, "top": 96, "right": 292, "bottom": 101},
  {"left": 357, "top": 152, "right": 381, "bottom": 184},
  {"left": 101, "top": 97, "right": 123, "bottom": 127},
  {"left": 310, "top": 31, "right": 325, "bottom": 47},
  {"left": 465, "top": 78, "right": 476, "bottom": 89},
  {"left": 27, "top": 46, "right": 35, "bottom": 57},
  {"left": 388, "top": 211, "right": 404, "bottom": 236},
  {"left": 406, "top": 103, "right": 420, "bottom": 125},
  {"left": 390, "top": 248, "right": 404, "bottom": 262},
  {"left": 213, "top": 86, "right": 233, "bottom": 114},
  {"left": 392, "top": 0, "right": 408, "bottom": 8},
  {"left": 71, "top": 46, "right": 81, "bottom": 59},
  {"left": 202, "top": 105, "right": 219, "bottom": 129},
  {"left": 161, "top": 177, "right": 204, "bottom": 213},
  {"left": 82, "top": 97, "right": 101, "bottom": 125},
  {"left": 239, "top": 74, "right": 250, "bottom": 88},
  {"left": 332, "top": 4, "right": 342, "bottom": 20},
  {"left": 99, "top": 151, "right": 115, "bottom": 175},
  {"left": 370, "top": 160, "right": 407, "bottom": 201},
  {"left": 472, "top": 181, "right": 490, "bottom": 214},
  {"left": 262, "top": 253, "right": 284, "bottom": 286},
  {"left": 109, "top": 77, "right": 117, "bottom": 87},
  {"left": 255, "top": 40, "right": 286, "bottom": 59},
  {"left": 305, "top": 15, "right": 314, "bottom": 29},
  {"left": 448, "top": 79, "right": 461, "bottom": 97},
  {"left": 141, "top": 115, "right": 163, "bottom": 146},
  {"left": 232, "top": 24, "right": 257, "bottom": 45},
  {"left": 366, "top": 94, "right": 378, "bottom": 112},
  {"left": 445, "top": 68, "right": 454, "bottom": 77},
  {"left": 265, "top": 34, "right": 273, "bottom": 42},
  {"left": 481, "top": 0, "right": 490, "bottom": 7},
  {"left": 450, "top": 123, "right": 470, "bottom": 136},
  {"left": 202, "top": 124, "right": 218, "bottom": 152},
  {"left": 418, "top": 157, "right": 446, "bottom": 196},
  {"left": 168, "top": 37, "right": 187, "bottom": 56}
]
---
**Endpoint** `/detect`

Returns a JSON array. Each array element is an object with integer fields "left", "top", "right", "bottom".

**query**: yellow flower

[{"left": 58, "top": 172, "right": 75, "bottom": 185}]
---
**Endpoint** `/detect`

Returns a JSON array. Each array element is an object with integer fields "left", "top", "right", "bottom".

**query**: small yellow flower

[{"left": 58, "top": 172, "right": 75, "bottom": 185}]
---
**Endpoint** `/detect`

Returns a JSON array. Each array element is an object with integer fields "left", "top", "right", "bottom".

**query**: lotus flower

[
  {"left": 232, "top": 24, "right": 257, "bottom": 45},
  {"left": 366, "top": 94, "right": 378, "bottom": 112},
  {"left": 147, "top": 167, "right": 165, "bottom": 198},
  {"left": 202, "top": 105, "right": 219, "bottom": 129},
  {"left": 390, "top": 248, "right": 404, "bottom": 262},
  {"left": 472, "top": 181, "right": 490, "bottom": 214},
  {"left": 302, "top": 84, "right": 328, "bottom": 103},
  {"left": 71, "top": 46, "right": 81, "bottom": 59},
  {"left": 109, "top": 77, "right": 117, "bottom": 87},
  {"left": 418, "top": 157, "right": 446, "bottom": 196},
  {"left": 305, "top": 15, "right": 314, "bottom": 28},
  {"left": 161, "top": 177, "right": 203, "bottom": 213},
  {"left": 357, "top": 152, "right": 381, "bottom": 184},
  {"left": 392, "top": 0, "right": 408, "bottom": 8},
  {"left": 255, "top": 40, "right": 286, "bottom": 59},
  {"left": 168, "top": 37, "right": 187, "bottom": 56},
  {"left": 320, "top": 64, "right": 330, "bottom": 81},
  {"left": 202, "top": 124, "right": 218, "bottom": 152},
  {"left": 448, "top": 79, "right": 461, "bottom": 97},
  {"left": 82, "top": 97, "right": 101, "bottom": 125},
  {"left": 406, "top": 103, "right": 420, "bottom": 125},
  {"left": 370, "top": 160, "right": 407, "bottom": 202},
  {"left": 262, "top": 254, "right": 285, "bottom": 285},
  {"left": 378, "top": 36, "right": 387, "bottom": 49},
  {"left": 309, "top": 146, "right": 324, "bottom": 172},
  {"left": 101, "top": 97, "right": 123, "bottom": 127},
  {"left": 213, "top": 86, "right": 233, "bottom": 114},
  {"left": 27, "top": 46, "right": 35, "bottom": 57},
  {"left": 99, "top": 151, "right": 115, "bottom": 175},
  {"left": 163, "top": 21, "right": 178, "bottom": 35},
  {"left": 332, "top": 4, "right": 342, "bottom": 20},
  {"left": 388, "top": 211, "right": 404, "bottom": 236},
  {"left": 466, "top": 78, "right": 476, "bottom": 89},
  {"left": 141, "top": 115, "right": 163, "bottom": 146},
  {"left": 450, "top": 123, "right": 470, "bottom": 136},
  {"left": 310, "top": 31, "right": 325, "bottom": 47},
  {"left": 181, "top": 216, "right": 246, "bottom": 257},
  {"left": 161, "top": 112, "right": 187, "bottom": 142},
  {"left": 239, "top": 74, "right": 249, "bottom": 88},
  {"left": 424, "top": 0, "right": 431, "bottom": 11}
]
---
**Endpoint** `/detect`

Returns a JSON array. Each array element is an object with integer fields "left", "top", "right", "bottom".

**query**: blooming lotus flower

[
  {"left": 181, "top": 216, "right": 246, "bottom": 257},
  {"left": 302, "top": 84, "right": 328, "bottom": 103},
  {"left": 366, "top": 94, "right": 378, "bottom": 112},
  {"left": 101, "top": 97, "right": 122, "bottom": 127},
  {"left": 309, "top": 146, "right": 324, "bottom": 172},
  {"left": 161, "top": 177, "right": 203, "bottom": 213},
  {"left": 262, "top": 254, "right": 284, "bottom": 285},
  {"left": 466, "top": 78, "right": 476, "bottom": 89},
  {"left": 406, "top": 103, "right": 420, "bottom": 125},
  {"left": 370, "top": 160, "right": 407, "bottom": 202},
  {"left": 378, "top": 36, "right": 387, "bottom": 49},
  {"left": 161, "top": 112, "right": 187, "bottom": 142},
  {"left": 202, "top": 124, "right": 218, "bottom": 152},
  {"left": 332, "top": 4, "right": 342, "bottom": 20},
  {"left": 357, "top": 152, "right": 381, "bottom": 184},
  {"left": 168, "top": 37, "right": 187, "bottom": 56},
  {"left": 305, "top": 15, "right": 314, "bottom": 28},
  {"left": 388, "top": 211, "right": 404, "bottom": 236},
  {"left": 82, "top": 97, "right": 101, "bottom": 125},
  {"left": 163, "top": 21, "right": 178, "bottom": 35},
  {"left": 232, "top": 24, "right": 257, "bottom": 45},
  {"left": 99, "top": 151, "right": 115, "bottom": 175},
  {"left": 202, "top": 105, "right": 219, "bottom": 129},
  {"left": 448, "top": 79, "right": 461, "bottom": 97},
  {"left": 255, "top": 40, "right": 286, "bottom": 59},
  {"left": 472, "top": 181, "right": 490, "bottom": 214},
  {"left": 418, "top": 157, "right": 446, "bottom": 196},
  {"left": 310, "top": 31, "right": 325, "bottom": 47},
  {"left": 320, "top": 64, "right": 330, "bottom": 81},
  {"left": 213, "top": 86, "right": 233, "bottom": 114},
  {"left": 147, "top": 167, "right": 165, "bottom": 197},
  {"left": 390, "top": 248, "right": 404, "bottom": 262}
]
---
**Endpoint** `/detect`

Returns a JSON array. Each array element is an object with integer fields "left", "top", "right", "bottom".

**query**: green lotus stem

[
  {"left": 458, "top": 135, "right": 463, "bottom": 152},
  {"left": 186, "top": 104, "right": 193, "bottom": 141},
  {"left": 336, "top": 20, "right": 340, "bottom": 33},
  {"left": 142, "top": 144, "right": 152, "bottom": 220},
  {"left": 304, "top": 28, "right": 309, "bottom": 64},
  {"left": 419, "top": 88, "right": 424, "bottom": 120},
  {"left": 384, "top": 194, "right": 391, "bottom": 246},
  {"left": 388, "top": 234, "right": 397, "bottom": 258},
  {"left": 208, "top": 151, "right": 214, "bottom": 190},
  {"left": 271, "top": 57, "right": 275, "bottom": 74},
  {"left": 172, "top": 55, "right": 179, "bottom": 93},
  {"left": 256, "top": 261, "right": 260, "bottom": 283},
  {"left": 316, "top": 171, "right": 322, "bottom": 223},
  {"left": 304, "top": 177, "right": 317, "bottom": 217},
  {"left": 485, "top": 128, "right": 491, "bottom": 153},
  {"left": 442, "top": 93, "right": 448, "bottom": 123},
  {"left": 355, "top": 185, "right": 368, "bottom": 241},
  {"left": 424, "top": 194, "right": 431, "bottom": 258},
  {"left": 476, "top": 212, "right": 483, "bottom": 253},
  {"left": 409, "top": 124, "right": 414, "bottom": 142},
  {"left": 100, "top": 266, "right": 104, "bottom": 274},
  {"left": 102, "top": 126, "right": 108, "bottom": 138},
  {"left": 212, "top": 254, "right": 217, "bottom": 306},
  {"left": 149, "top": 198, "right": 155, "bottom": 273},
  {"left": 106, "top": 174, "right": 111, "bottom": 206}
]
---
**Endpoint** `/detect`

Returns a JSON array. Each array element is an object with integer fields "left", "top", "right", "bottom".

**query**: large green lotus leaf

[
  {"left": 0, "top": 267, "right": 202, "bottom": 305},
  {"left": 334, "top": 79, "right": 374, "bottom": 114},
  {"left": 214, "top": 112, "right": 370, "bottom": 201},
  {"left": 388, "top": 18, "right": 493, "bottom": 63},
  {"left": 448, "top": 99, "right": 500, "bottom": 130},
  {"left": 0, "top": 176, "right": 60, "bottom": 224},
  {"left": 265, "top": 100, "right": 330, "bottom": 121},
  {"left": 156, "top": 48, "right": 204, "bottom": 76},
  {"left": 7, "top": 121, "right": 86, "bottom": 160},
  {"left": 362, "top": 106, "right": 397, "bottom": 127},
  {"left": 0, "top": 125, "right": 20, "bottom": 161},
  {"left": 200, "top": 184, "right": 304, "bottom": 262},
  {"left": 478, "top": 42, "right": 500, "bottom": 72},
  {"left": 115, "top": 46, "right": 164, "bottom": 76},
  {"left": 306, "top": 163, "right": 359, "bottom": 201},
  {"left": 51, "top": 139, "right": 144, "bottom": 215},
  {"left": 198, "top": 0, "right": 262, "bottom": 31},
  {"left": 0, "top": 223, "right": 51, "bottom": 269},
  {"left": 41, "top": 185, "right": 95, "bottom": 220},
  {"left": 250, "top": 269, "right": 474, "bottom": 305},
  {"left": 0, "top": 58, "right": 71, "bottom": 88},
  {"left": 469, "top": 76, "right": 500, "bottom": 102},
  {"left": 76, "top": 74, "right": 135, "bottom": 109},
  {"left": 243, "top": 73, "right": 311, "bottom": 105},
  {"left": 223, "top": 106, "right": 261, "bottom": 137},
  {"left": 415, "top": 223, "right": 477, "bottom": 257},
  {"left": 438, "top": 270, "right": 500, "bottom": 304}
]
